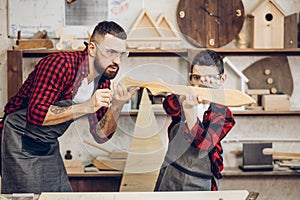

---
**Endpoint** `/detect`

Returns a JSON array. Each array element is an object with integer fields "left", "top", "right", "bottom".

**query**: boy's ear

[{"left": 221, "top": 73, "right": 227, "bottom": 83}]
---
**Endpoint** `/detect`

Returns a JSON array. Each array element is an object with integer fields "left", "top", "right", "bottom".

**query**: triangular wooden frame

[
  {"left": 127, "top": 9, "right": 163, "bottom": 39},
  {"left": 127, "top": 9, "right": 181, "bottom": 49},
  {"left": 119, "top": 89, "right": 166, "bottom": 191},
  {"left": 156, "top": 14, "right": 180, "bottom": 38}
]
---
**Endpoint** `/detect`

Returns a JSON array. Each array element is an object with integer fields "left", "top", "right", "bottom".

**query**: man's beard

[
  {"left": 94, "top": 59, "right": 119, "bottom": 80},
  {"left": 103, "top": 65, "right": 119, "bottom": 79}
]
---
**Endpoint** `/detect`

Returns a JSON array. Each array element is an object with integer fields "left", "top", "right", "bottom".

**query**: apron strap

[{"left": 165, "top": 156, "right": 213, "bottom": 180}]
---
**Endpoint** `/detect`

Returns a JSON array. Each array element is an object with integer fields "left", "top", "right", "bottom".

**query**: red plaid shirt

[
  {"left": 163, "top": 94, "right": 235, "bottom": 191},
  {"left": 0, "top": 50, "right": 111, "bottom": 143}
]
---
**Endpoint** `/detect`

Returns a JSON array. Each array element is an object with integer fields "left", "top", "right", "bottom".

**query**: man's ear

[{"left": 88, "top": 42, "right": 96, "bottom": 57}]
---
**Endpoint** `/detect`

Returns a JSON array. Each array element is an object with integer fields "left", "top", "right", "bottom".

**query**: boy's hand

[{"left": 182, "top": 94, "right": 198, "bottom": 109}]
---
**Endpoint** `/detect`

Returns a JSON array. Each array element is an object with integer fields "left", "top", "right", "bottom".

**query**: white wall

[{"left": 1, "top": 0, "right": 300, "bottom": 112}]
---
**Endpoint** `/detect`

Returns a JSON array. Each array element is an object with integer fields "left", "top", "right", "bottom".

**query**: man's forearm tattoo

[
  {"left": 50, "top": 106, "right": 70, "bottom": 114},
  {"left": 97, "top": 114, "right": 107, "bottom": 132}
]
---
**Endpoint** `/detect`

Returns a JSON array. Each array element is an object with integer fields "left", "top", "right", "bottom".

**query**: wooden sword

[{"left": 121, "top": 76, "right": 256, "bottom": 107}]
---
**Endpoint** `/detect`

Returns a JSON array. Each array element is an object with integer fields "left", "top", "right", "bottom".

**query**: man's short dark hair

[{"left": 91, "top": 21, "right": 127, "bottom": 41}]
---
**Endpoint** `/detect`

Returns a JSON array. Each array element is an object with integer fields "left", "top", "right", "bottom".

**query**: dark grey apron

[
  {"left": 1, "top": 100, "right": 73, "bottom": 194},
  {"left": 155, "top": 122, "right": 213, "bottom": 191}
]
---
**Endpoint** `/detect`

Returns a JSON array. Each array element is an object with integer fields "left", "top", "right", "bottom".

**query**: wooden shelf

[
  {"left": 128, "top": 48, "right": 188, "bottom": 57},
  {"left": 7, "top": 47, "right": 300, "bottom": 105},
  {"left": 223, "top": 167, "right": 300, "bottom": 176},
  {"left": 8, "top": 47, "right": 300, "bottom": 57},
  {"left": 195, "top": 48, "right": 300, "bottom": 56},
  {"left": 233, "top": 110, "right": 300, "bottom": 116}
]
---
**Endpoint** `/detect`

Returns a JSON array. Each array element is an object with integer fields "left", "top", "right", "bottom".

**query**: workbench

[
  {"left": 67, "top": 167, "right": 300, "bottom": 200},
  {"left": 0, "top": 190, "right": 256, "bottom": 200}
]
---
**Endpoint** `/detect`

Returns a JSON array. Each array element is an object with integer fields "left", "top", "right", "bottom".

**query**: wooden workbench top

[
  {"left": 67, "top": 167, "right": 300, "bottom": 177},
  {"left": 0, "top": 190, "right": 255, "bottom": 200}
]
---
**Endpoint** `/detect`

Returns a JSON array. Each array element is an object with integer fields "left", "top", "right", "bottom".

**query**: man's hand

[
  {"left": 87, "top": 88, "right": 112, "bottom": 113},
  {"left": 111, "top": 82, "right": 140, "bottom": 109},
  {"left": 95, "top": 83, "right": 139, "bottom": 139}
]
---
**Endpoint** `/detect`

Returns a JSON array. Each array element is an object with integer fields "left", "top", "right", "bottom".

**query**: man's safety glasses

[{"left": 95, "top": 43, "right": 129, "bottom": 61}]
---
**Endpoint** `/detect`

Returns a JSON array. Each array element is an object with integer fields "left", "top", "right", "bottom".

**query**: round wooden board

[{"left": 176, "top": 0, "right": 245, "bottom": 48}]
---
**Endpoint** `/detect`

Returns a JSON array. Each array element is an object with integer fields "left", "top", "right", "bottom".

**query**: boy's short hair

[{"left": 191, "top": 50, "right": 224, "bottom": 75}]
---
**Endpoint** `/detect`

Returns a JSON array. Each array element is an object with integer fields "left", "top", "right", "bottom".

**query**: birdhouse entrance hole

[{"left": 265, "top": 13, "right": 273, "bottom": 21}]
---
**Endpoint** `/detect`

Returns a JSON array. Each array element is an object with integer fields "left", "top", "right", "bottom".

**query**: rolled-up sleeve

[{"left": 27, "top": 55, "right": 69, "bottom": 125}]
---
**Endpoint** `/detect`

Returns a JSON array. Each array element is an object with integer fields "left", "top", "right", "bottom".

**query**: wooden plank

[
  {"left": 284, "top": 13, "right": 298, "bottom": 48},
  {"left": 119, "top": 89, "right": 166, "bottom": 192},
  {"left": 7, "top": 50, "right": 23, "bottom": 99},
  {"left": 38, "top": 190, "right": 251, "bottom": 200},
  {"left": 93, "top": 156, "right": 126, "bottom": 171},
  {"left": 263, "top": 149, "right": 300, "bottom": 160},
  {"left": 232, "top": 149, "right": 300, "bottom": 160},
  {"left": 14, "top": 39, "right": 54, "bottom": 49},
  {"left": 247, "top": 89, "right": 270, "bottom": 95},
  {"left": 83, "top": 139, "right": 127, "bottom": 159}
]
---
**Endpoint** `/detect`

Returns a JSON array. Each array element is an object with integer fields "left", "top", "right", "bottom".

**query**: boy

[{"left": 155, "top": 49, "right": 235, "bottom": 191}]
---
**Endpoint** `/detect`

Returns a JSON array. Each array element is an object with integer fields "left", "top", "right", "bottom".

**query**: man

[
  {"left": 155, "top": 50, "right": 236, "bottom": 191},
  {"left": 0, "top": 21, "right": 139, "bottom": 193}
]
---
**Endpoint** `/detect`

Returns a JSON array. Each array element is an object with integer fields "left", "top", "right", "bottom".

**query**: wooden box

[
  {"left": 262, "top": 94, "right": 290, "bottom": 111},
  {"left": 63, "top": 160, "right": 84, "bottom": 173}
]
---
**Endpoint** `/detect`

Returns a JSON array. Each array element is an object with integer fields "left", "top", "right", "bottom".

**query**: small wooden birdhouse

[{"left": 249, "top": 0, "right": 285, "bottom": 48}]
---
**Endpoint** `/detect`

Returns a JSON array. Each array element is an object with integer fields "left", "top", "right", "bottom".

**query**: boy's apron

[
  {"left": 1, "top": 100, "right": 73, "bottom": 194},
  {"left": 155, "top": 122, "right": 214, "bottom": 191}
]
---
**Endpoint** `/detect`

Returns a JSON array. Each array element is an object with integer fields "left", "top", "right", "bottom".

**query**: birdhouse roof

[
  {"left": 250, "top": 0, "right": 285, "bottom": 16},
  {"left": 223, "top": 57, "right": 249, "bottom": 82}
]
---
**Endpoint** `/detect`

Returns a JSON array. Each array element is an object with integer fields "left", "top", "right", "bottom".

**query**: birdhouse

[{"left": 249, "top": 0, "right": 285, "bottom": 48}]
